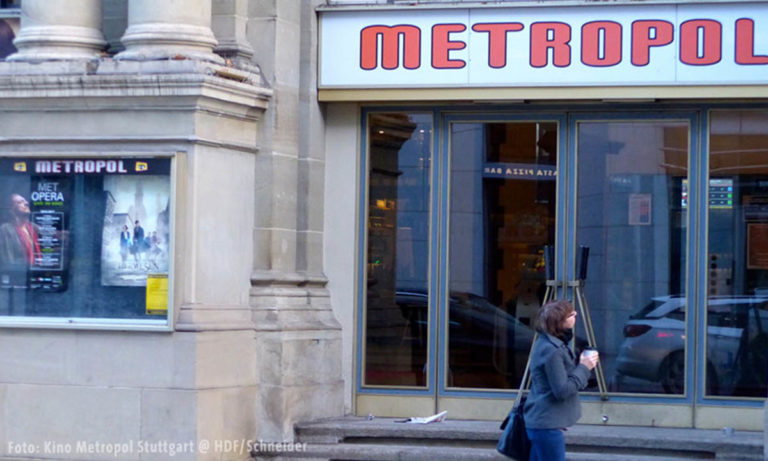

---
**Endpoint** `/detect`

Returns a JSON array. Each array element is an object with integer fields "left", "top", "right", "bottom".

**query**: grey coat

[{"left": 523, "top": 332, "right": 591, "bottom": 429}]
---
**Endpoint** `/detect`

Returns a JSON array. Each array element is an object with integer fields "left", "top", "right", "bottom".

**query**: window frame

[{"left": 0, "top": 153, "right": 178, "bottom": 332}]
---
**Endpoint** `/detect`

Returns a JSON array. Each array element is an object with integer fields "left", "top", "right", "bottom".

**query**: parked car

[{"left": 615, "top": 295, "right": 768, "bottom": 395}]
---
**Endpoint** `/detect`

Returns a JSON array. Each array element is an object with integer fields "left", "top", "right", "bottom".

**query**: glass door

[
  {"left": 570, "top": 113, "right": 697, "bottom": 426},
  {"left": 437, "top": 115, "right": 566, "bottom": 418}
]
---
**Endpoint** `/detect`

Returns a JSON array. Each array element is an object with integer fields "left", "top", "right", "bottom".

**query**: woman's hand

[{"left": 579, "top": 352, "right": 599, "bottom": 370}]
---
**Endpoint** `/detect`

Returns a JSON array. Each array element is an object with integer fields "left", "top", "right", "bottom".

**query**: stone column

[
  {"left": 7, "top": 0, "right": 106, "bottom": 61},
  {"left": 116, "top": 0, "right": 224, "bottom": 64},
  {"left": 212, "top": 0, "right": 254, "bottom": 65},
  {"left": 249, "top": 0, "right": 343, "bottom": 440}
]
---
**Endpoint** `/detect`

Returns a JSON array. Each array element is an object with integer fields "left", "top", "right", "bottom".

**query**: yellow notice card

[{"left": 145, "top": 274, "right": 169, "bottom": 315}]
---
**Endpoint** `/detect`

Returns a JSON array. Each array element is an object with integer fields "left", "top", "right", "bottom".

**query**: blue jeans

[{"left": 526, "top": 427, "right": 565, "bottom": 461}]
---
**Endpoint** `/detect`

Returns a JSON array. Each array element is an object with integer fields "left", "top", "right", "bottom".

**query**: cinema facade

[
  {"left": 320, "top": 0, "right": 768, "bottom": 430},
  {"left": 1, "top": 2, "right": 768, "bottom": 458}
]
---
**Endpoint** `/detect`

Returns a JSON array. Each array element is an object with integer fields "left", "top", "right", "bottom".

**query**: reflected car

[
  {"left": 397, "top": 290, "right": 589, "bottom": 388},
  {"left": 396, "top": 290, "right": 536, "bottom": 378},
  {"left": 615, "top": 295, "right": 768, "bottom": 395}
]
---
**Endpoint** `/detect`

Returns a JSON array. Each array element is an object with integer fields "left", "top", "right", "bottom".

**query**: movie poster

[
  {"left": 0, "top": 174, "right": 71, "bottom": 291},
  {"left": 28, "top": 176, "right": 71, "bottom": 291},
  {"left": 100, "top": 175, "right": 170, "bottom": 287}
]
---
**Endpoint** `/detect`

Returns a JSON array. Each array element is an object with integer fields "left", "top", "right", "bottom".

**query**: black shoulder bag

[{"left": 497, "top": 357, "right": 532, "bottom": 459}]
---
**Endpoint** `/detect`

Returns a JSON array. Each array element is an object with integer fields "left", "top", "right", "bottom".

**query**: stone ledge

[
  {"left": 175, "top": 304, "right": 255, "bottom": 331},
  {"left": 0, "top": 59, "right": 272, "bottom": 109}
]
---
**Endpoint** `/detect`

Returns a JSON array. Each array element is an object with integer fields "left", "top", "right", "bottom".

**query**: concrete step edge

[
  {"left": 295, "top": 423, "right": 762, "bottom": 453},
  {"left": 295, "top": 431, "right": 762, "bottom": 453},
  {"left": 254, "top": 442, "right": 727, "bottom": 461}
]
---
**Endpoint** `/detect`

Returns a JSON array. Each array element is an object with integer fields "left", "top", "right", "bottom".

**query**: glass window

[
  {"left": 706, "top": 110, "right": 768, "bottom": 397},
  {"left": 364, "top": 113, "right": 432, "bottom": 386},
  {"left": 577, "top": 120, "right": 689, "bottom": 395},
  {"left": 0, "top": 157, "right": 173, "bottom": 328},
  {"left": 447, "top": 121, "right": 557, "bottom": 389}
]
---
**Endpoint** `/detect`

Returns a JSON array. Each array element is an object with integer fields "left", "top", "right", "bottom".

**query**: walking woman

[{"left": 523, "top": 299, "right": 598, "bottom": 461}]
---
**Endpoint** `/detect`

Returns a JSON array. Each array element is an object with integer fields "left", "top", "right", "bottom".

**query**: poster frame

[{"left": 0, "top": 152, "right": 179, "bottom": 331}]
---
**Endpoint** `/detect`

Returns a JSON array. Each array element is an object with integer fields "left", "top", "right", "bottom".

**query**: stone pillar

[
  {"left": 212, "top": 0, "right": 254, "bottom": 65},
  {"left": 7, "top": 0, "right": 106, "bottom": 61},
  {"left": 116, "top": 0, "right": 224, "bottom": 64},
  {"left": 249, "top": 0, "right": 344, "bottom": 440}
]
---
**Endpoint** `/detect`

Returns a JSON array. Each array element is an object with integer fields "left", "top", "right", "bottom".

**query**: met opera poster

[
  {"left": 0, "top": 176, "right": 72, "bottom": 291},
  {"left": 100, "top": 175, "right": 170, "bottom": 287}
]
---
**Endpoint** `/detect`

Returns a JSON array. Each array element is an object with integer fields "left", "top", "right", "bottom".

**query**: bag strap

[{"left": 514, "top": 331, "right": 538, "bottom": 408}]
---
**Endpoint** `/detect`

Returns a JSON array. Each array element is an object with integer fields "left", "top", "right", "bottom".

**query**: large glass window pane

[
  {"left": 364, "top": 113, "right": 431, "bottom": 387},
  {"left": 578, "top": 121, "right": 689, "bottom": 395},
  {"left": 706, "top": 110, "right": 768, "bottom": 397},
  {"left": 448, "top": 121, "right": 556, "bottom": 389}
]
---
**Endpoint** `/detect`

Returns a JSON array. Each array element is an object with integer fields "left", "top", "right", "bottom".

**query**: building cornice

[{"left": 0, "top": 59, "right": 272, "bottom": 110}]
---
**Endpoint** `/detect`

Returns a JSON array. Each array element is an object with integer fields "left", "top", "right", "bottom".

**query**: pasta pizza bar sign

[{"left": 319, "top": 2, "right": 768, "bottom": 88}]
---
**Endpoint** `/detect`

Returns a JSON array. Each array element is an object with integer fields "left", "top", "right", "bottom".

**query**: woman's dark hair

[{"left": 534, "top": 299, "right": 574, "bottom": 336}]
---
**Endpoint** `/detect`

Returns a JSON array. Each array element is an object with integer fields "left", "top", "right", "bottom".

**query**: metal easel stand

[
  {"left": 517, "top": 278, "right": 609, "bottom": 401},
  {"left": 568, "top": 279, "right": 609, "bottom": 400}
]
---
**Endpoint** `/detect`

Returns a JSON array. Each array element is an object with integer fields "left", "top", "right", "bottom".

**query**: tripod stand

[
  {"left": 516, "top": 246, "right": 608, "bottom": 400},
  {"left": 568, "top": 278, "right": 609, "bottom": 399}
]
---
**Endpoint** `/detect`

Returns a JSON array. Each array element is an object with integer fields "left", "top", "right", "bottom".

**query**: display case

[{"left": 0, "top": 155, "right": 175, "bottom": 330}]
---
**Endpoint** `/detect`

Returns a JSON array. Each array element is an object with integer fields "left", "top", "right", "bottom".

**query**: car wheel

[{"left": 660, "top": 351, "right": 685, "bottom": 394}]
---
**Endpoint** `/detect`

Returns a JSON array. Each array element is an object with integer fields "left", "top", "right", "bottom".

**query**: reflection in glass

[
  {"left": 448, "top": 122, "right": 557, "bottom": 389},
  {"left": 577, "top": 121, "right": 689, "bottom": 395},
  {"left": 364, "top": 113, "right": 431, "bottom": 387},
  {"left": 705, "top": 111, "right": 768, "bottom": 397}
]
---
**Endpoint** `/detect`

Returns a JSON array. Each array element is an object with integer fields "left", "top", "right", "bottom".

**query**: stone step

[
  {"left": 295, "top": 417, "right": 762, "bottom": 455},
  {"left": 252, "top": 442, "right": 716, "bottom": 461},
  {"left": 250, "top": 417, "right": 765, "bottom": 461}
]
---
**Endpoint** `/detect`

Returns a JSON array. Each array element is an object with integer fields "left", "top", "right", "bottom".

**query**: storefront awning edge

[{"left": 318, "top": 86, "right": 768, "bottom": 103}]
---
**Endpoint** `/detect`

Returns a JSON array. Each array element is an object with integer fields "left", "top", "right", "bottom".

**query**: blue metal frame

[{"left": 356, "top": 103, "right": 768, "bottom": 411}]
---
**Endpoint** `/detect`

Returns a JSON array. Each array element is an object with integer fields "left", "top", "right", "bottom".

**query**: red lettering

[
  {"left": 735, "top": 18, "right": 768, "bottom": 65},
  {"left": 631, "top": 20, "right": 674, "bottom": 66},
  {"left": 432, "top": 23, "right": 466, "bottom": 69},
  {"left": 472, "top": 22, "right": 524, "bottom": 68},
  {"left": 581, "top": 21, "right": 622, "bottom": 67},
  {"left": 680, "top": 20, "right": 721, "bottom": 65},
  {"left": 360, "top": 25, "right": 421, "bottom": 70},
  {"left": 530, "top": 22, "right": 571, "bottom": 67}
]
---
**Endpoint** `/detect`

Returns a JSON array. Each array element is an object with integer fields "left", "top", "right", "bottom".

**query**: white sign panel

[{"left": 319, "top": 3, "right": 768, "bottom": 88}]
